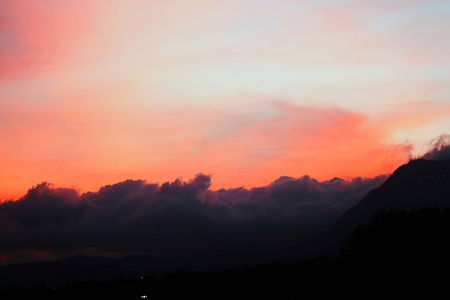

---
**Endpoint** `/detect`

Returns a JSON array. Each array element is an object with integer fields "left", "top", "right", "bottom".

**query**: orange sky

[{"left": 1, "top": 0, "right": 450, "bottom": 200}]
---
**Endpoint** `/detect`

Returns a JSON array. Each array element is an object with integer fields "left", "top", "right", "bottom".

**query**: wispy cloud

[{"left": 421, "top": 134, "right": 450, "bottom": 160}]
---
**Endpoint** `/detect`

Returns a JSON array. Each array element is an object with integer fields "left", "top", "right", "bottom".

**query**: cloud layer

[
  {"left": 1, "top": 0, "right": 449, "bottom": 265},
  {"left": 0, "top": 173, "right": 388, "bottom": 264},
  {"left": 1, "top": 135, "right": 448, "bottom": 265}
]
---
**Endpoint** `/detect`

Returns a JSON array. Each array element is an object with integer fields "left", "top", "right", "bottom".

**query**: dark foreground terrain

[
  {"left": 2, "top": 206, "right": 449, "bottom": 299},
  {"left": 2, "top": 159, "right": 449, "bottom": 299}
]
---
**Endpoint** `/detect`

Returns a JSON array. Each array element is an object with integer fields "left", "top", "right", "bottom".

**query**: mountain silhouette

[
  {"left": 0, "top": 247, "right": 273, "bottom": 290},
  {"left": 1, "top": 158, "right": 449, "bottom": 291},
  {"left": 283, "top": 158, "right": 450, "bottom": 260}
]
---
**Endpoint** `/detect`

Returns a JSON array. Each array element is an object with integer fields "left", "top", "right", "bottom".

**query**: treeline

[
  {"left": 2, "top": 206, "right": 450, "bottom": 299},
  {"left": 339, "top": 206, "right": 450, "bottom": 265},
  {"left": 0, "top": 259, "right": 342, "bottom": 299}
]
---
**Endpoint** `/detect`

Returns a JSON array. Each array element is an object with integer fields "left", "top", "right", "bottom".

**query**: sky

[{"left": 0, "top": 0, "right": 450, "bottom": 264}]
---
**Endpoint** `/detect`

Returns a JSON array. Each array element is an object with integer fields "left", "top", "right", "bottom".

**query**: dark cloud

[
  {"left": 0, "top": 182, "right": 87, "bottom": 228},
  {"left": 421, "top": 134, "right": 450, "bottom": 161},
  {"left": 0, "top": 173, "right": 388, "bottom": 263}
]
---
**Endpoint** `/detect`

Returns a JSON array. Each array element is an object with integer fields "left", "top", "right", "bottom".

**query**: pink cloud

[
  {"left": 149, "top": 102, "right": 412, "bottom": 190},
  {"left": 0, "top": 0, "right": 94, "bottom": 80},
  {"left": 0, "top": 0, "right": 448, "bottom": 201},
  {"left": 4, "top": 91, "right": 448, "bottom": 200}
]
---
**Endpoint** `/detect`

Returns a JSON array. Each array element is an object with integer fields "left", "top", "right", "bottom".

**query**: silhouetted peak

[
  {"left": 382, "top": 158, "right": 450, "bottom": 189},
  {"left": 309, "top": 158, "right": 450, "bottom": 260}
]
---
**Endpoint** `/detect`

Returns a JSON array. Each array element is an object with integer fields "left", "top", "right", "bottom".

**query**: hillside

[
  {"left": 1, "top": 158, "right": 449, "bottom": 293},
  {"left": 278, "top": 159, "right": 450, "bottom": 260}
]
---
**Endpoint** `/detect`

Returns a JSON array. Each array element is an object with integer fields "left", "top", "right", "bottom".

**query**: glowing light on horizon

[{"left": 0, "top": 0, "right": 449, "bottom": 200}]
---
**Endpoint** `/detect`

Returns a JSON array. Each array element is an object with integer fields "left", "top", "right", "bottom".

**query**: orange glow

[
  {"left": 1, "top": 1, "right": 449, "bottom": 200},
  {"left": 0, "top": 99, "right": 416, "bottom": 200}
]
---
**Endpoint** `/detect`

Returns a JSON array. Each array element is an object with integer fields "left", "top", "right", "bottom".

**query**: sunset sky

[{"left": 1, "top": 0, "right": 450, "bottom": 200}]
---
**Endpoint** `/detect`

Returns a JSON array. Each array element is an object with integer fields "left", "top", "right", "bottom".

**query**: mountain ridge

[
  {"left": 283, "top": 158, "right": 450, "bottom": 260},
  {"left": 1, "top": 158, "right": 449, "bottom": 290}
]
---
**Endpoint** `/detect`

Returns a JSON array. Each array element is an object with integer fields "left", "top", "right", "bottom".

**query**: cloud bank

[
  {"left": 1, "top": 135, "right": 448, "bottom": 265},
  {"left": 0, "top": 173, "right": 388, "bottom": 264}
]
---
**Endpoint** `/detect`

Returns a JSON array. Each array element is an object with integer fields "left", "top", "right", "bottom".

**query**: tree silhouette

[{"left": 339, "top": 206, "right": 450, "bottom": 269}]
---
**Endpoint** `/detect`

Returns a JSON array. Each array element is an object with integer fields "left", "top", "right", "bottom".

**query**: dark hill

[
  {"left": 2, "top": 159, "right": 449, "bottom": 291},
  {"left": 0, "top": 255, "right": 142, "bottom": 290},
  {"left": 279, "top": 159, "right": 450, "bottom": 260},
  {"left": 333, "top": 159, "right": 450, "bottom": 238},
  {"left": 0, "top": 247, "right": 273, "bottom": 290}
]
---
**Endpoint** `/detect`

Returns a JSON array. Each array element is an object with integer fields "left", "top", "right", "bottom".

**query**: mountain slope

[
  {"left": 286, "top": 158, "right": 450, "bottom": 260},
  {"left": 2, "top": 159, "right": 449, "bottom": 290},
  {"left": 0, "top": 247, "right": 274, "bottom": 290},
  {"left": 335, "top": 159, "right": 450, "bottom": 233}
]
